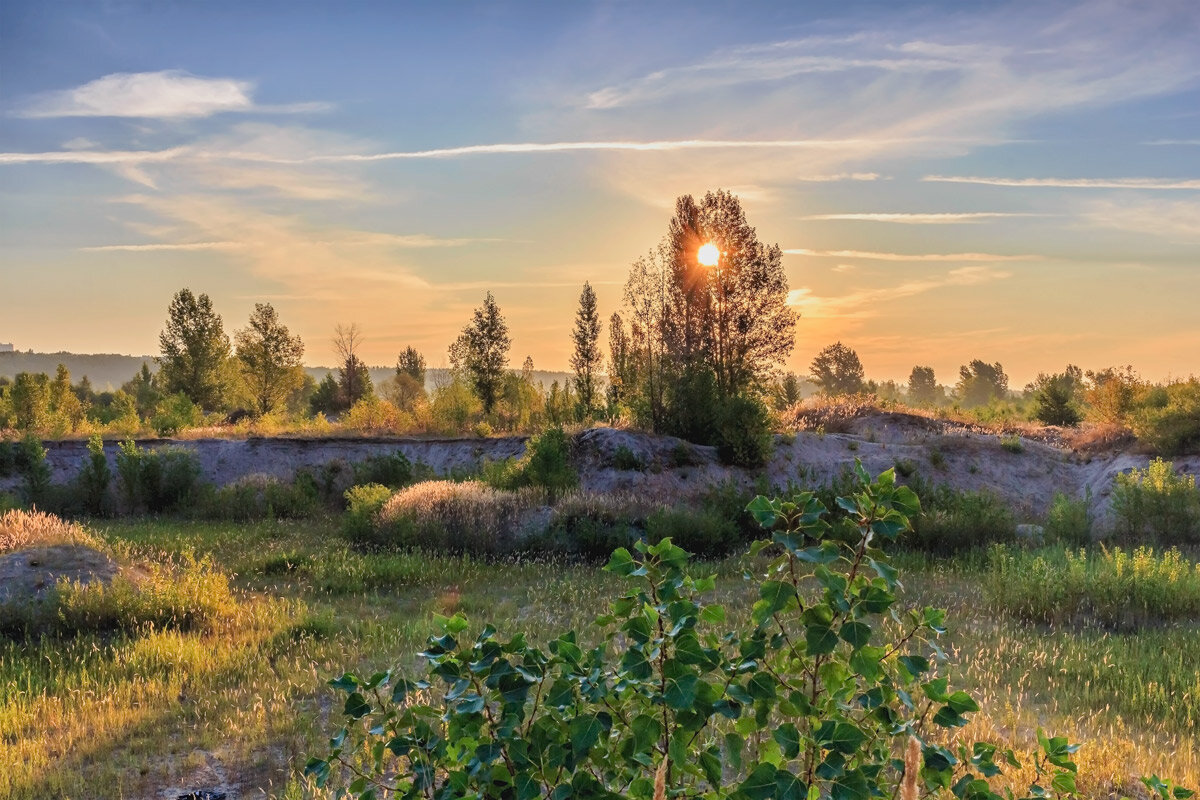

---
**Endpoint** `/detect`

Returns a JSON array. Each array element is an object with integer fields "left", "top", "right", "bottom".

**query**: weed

[{"left": 1000, "top": 434, "right": 1024, "bottom": 454}]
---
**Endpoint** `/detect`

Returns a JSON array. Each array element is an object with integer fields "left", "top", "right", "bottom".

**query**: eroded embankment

[{"left": 4, "top": 423, "right": 1196, "bottom": 525}]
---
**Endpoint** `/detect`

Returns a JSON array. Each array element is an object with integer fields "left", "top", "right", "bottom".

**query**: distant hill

[{"left": 0, "top": 351, "right": 576, "bottom": 394}]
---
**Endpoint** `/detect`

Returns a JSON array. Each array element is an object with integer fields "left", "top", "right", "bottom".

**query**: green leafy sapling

[{"left": 308, "top": 461, "right": 1176, "bottom": 800}]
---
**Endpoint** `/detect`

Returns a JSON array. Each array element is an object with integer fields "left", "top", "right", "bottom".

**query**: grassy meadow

[{"left": 2, "top": 509, "right": 1198, "bottom": 799}]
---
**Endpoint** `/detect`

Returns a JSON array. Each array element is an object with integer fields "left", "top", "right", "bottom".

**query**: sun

[{"left": 697, "top": 242, "right": 720, "bottom": 266}]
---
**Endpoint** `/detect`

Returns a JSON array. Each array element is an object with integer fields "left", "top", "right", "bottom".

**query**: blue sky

[{"left": 1, "top": 0, "right": 1198, "bottom": 384}]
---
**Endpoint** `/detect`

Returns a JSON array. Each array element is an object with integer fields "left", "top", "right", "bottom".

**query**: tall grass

[
  {"left": 985, "top": 544, "right": 1200, "bottom": 627},
  {"left": 371, "top": 480, "right": 544, "bottom": 556}
]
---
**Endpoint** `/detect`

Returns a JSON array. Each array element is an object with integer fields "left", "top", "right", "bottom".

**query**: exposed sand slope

[{"left": 4, "top": 420, "right": 1196, "bottom": 527}]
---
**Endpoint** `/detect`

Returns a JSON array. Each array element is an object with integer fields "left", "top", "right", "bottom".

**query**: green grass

[{"left": 1, "top": 518, "right": 1198, "bottom": 797}]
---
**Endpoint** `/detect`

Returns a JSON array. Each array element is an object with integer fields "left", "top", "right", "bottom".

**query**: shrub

[
  {"left": 905, "top": 478, "right": 1016, "bottom": 555},
  {"left": 1111, "top": 458, "right": 1200, "bottom": 544},
  {"left": 76, "top": 434, "right": 112, "bottom": 516},
  {"left": 311, "top": 463, "right": 1142, "bottom": 800},
  {"left": 150, "top": 392, "right": 201, "bottom": 436},
  {"left": 371, "top": 480, "right": 542, "bottom": 556},
  {"left": 115, "top": 440, "right": 202, "bottom": 514},
  {"left": 1130, "top": 378, "right": 1200, "bottom": 455},
  {"left": 539, "top": 490, "right": 655, "bottom": 561},
  {"left": 715, "top": 393, "right": 773, "bottom": 467},
  {"left": 986, "top": 544, "right": 1200, "bottom": 628},
  {"left": 17, "top": 433, "right": 52, "bottom": 506},
  {"left": 645, "top": 506, "right": 737, "bottom": 558},
  {"left": 0, "top": 439, "right": 16, "bottom": 478},
  {"left": 1045, "top": 491, "right": 1091, "bottom": 546},
  {"left": 669, "top": 440, "right": 699, "bottom": 467},
  {"left": 485, "top": 427, "right": 577, "bottom": 502},
  {"left": 999, "top": 434, "right": 1024, "bottom": 453},
  {"left": 342, "top": 483, "right": 394, "bottom": 546},
  {"left": 197, "top": 473, "right": 320, "bottom": 521},
  {"left": 352, "top": 450, "right": 414, "bottom": 488},
  {"left": 611, "top": 444, "right": 645, "bottom": 471}
]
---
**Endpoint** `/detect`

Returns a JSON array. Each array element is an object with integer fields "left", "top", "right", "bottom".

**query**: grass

[{"left": 0, "top": 516, "right": 1197, "bottom": 797}]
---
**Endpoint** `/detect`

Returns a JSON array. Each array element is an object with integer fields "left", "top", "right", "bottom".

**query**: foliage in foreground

[{"left": 309, "top": 464, "right": 1190, "bottom": 800}]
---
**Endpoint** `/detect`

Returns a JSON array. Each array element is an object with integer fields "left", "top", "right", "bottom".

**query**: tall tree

[
  {"left": 665, "top": 190, "right": 798, "bottom": 396},
  {"left": 607, "top": 312, "right": 632, "bottom": 409},
  {"left": 810, "top": 342, "right": 865, "bottom": 396},
  {"left": 388, "top": 346, "right": 428, "bottom": 412},
  {"left": 158, "top": 289, "right": 231, "bottom": 412},
  {"left": 907, "top": 366, "right": 941, "bottom": 406},
  {"left": 333, "top": 323, "right": 373, "bottom": 408},
  {"left": 449, "top": 292, "right": 511, "bottom": 414},
  {"left": 570, "top": 282, "right": 603, "bottom": 417},
  {"left": 234, "top": 303, "right": 305, "bottom": 416},
  {"left": 956, "top": 360, "right": 1008, "bottom": 407}
]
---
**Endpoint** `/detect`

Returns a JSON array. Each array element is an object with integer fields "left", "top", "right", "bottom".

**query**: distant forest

[{"left": 0, "top": 351, "right": 574, "bottom": 394}]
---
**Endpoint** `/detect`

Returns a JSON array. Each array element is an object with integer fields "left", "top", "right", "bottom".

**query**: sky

[{"left": 1, "top": 0, "right": 1198, "bottom": 386}]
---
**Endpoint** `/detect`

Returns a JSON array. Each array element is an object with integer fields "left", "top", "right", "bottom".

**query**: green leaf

[
  {"left": 754, "top": 581, "right": 798, "bottom": 626},
  {"left": 664, "top": 672, "right": 699, "bottom": 710},
  {"left": 805, "top": 623, "right": 838, "bottom": 655},
  {"left": 604, "top": 547, "right": 636, "bottom": 576},
  {"left": 747, "top": 496, "right": 780, "bottom": 528},
  {"left": 947, "top": 690, "right": 980, "bottom": 715},
  {"left": 776, "top": 768, "right": 808, "bottom": 800},
  {"left": 839, "top": 621, "right": 871, "bottom": 649},
  {"left": 773, "top": 723, "right": 800, "bottom": 759},
  {"left": 569, "top": 714, "right": 606, "bottom": 760},
  {"left": 826, "top": 722, "right": 867, "bottom": 755},
  {"left": 343, "top": 692, "right": 371, "bottom": 719},
  {"left": 740, "top": 762, "right": 778, "bottom": 800}
]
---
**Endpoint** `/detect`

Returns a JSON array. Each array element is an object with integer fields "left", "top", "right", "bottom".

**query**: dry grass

[
  {"left": 0, "top": 509, "right": 102, "bottom": 553},
  {"left": 376, "top": 480, "right": 545, "bottom": 555}
]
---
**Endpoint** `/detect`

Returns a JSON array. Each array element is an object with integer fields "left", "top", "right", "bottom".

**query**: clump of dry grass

[
  {"left": 779, "top": 394, "right": 882, "bottom": 433},
  {"left": 375, "top": 480, "right": 544, "bottom": 556},
  {"left": 549, "top": 489, "right": 659, "bottom": 529},
  {"left": 0, "top": 509, "right": 101, "bottom": 554}
]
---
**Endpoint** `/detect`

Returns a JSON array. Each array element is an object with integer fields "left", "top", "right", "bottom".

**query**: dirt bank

[{"left": 4, "top": 422, "right": 1196, "bottom": 527}]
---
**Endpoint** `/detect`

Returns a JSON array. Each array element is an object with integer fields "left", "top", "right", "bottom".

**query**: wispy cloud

[
  {"left": 795, "top": 173, "right": 882, "bottom": 182},
  {"left": 786, "top": 266, "right": 1011, "bottom": 318},
  {"left": 13, "top": 70, "right": 327, "bottom": 119},
  {"left": 584, "top": 35, "right": 966, "bottom": 110},
  {"left": 0, "top": 137, "right": 973, "bottom": 168},
  {"left": 924, "top": 175, "right": 1200, "bottom": 189},
  {"left": 801, "top": 212, "right": 1035, "bottom": 223},
  {"left": 1082, "top": 197, "right": 1200, "bottom": 242},
  {"left": 80, "top": 241, "right": 242, "bottom": 252},
  {"left": 784, "top": 248, "right": 1038, "bottom": 262},
  {"left": 1143, "top": 139, "right": 1200, "bottom": 146}
]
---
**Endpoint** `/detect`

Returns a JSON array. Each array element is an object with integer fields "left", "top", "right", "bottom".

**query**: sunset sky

[{"left": 2, "top": 0, "right": 1198, "bottom": 385}]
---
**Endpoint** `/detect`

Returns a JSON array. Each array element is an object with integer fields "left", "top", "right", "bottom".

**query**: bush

[
  {"left": 611, "top": 444, "right": 645, "bottom": 471},
  {"left": 485, "top": 427, "right": 577, "bottom": 502},
  {"left": 370, "top": 480, "right": 542, "bottom": 556},
  {"left": 1111, "top": 458, "right": 1200, "bottom": 544},
  {"left": 17, "top": 433, "right": 52, "bottom": 506},
  {"left": 115, "top": 440, "right": 202, "bottom": 514},
  {"left": 714, "top": 393, "right": 773, "bottom": 467},
  {"left": 999, "top": 434, "right": 1024, "bottom": 453},
  {"left": 986, "top": 544, "right": 1200, "bottom": 628},
  {"left": 905, "top": 477, "right": 1016, "bottom": 555},
  {"left": 1045, "top": 491, "right": 1091, "bottom": 546},
  {"left": 311, "top": 464, "right": 1152, "bottom": 800},
  {"left": 0, "top": 439, "right": 16, "bottom": 478},
  {"left": 342, "top": 483, "right": 394, "bottom": 546},
  {"left": 645, "top": 506, "right": 737, "bottom": 558},
  {"left": 1130, "top": 379, "right": 1200, "bottom": 455},
  {"left": 150, "top": 392, "right": 201, "bottom": 436},
  {"left": 196, "top": 473, "right": 320, "bottom": 521},
  {"left": 352, "top": 450, "right": 414, "bottom": 488},
  {"left": 538, "top": 491, "right": 654, "bottom": 561},
  {"left": 76, "top": 434, "right": 111, "bottom": 516}
]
